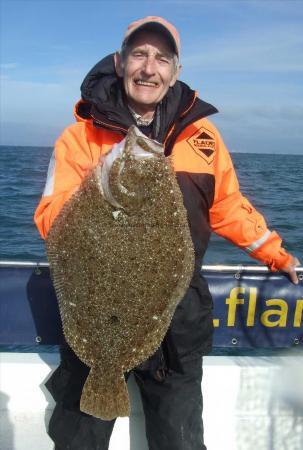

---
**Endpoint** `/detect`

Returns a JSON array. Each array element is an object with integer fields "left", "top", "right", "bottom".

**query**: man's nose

[{"left": 142, "top": 56, "right": 156, "bottom": 75}]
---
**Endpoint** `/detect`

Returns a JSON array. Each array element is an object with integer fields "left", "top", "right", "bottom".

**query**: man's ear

[
  {"left": 114, "top": 52, "right": 124, "bottom": 77},
  {"left": 169, "top": 64, "right": 182, "bottom": 87}
]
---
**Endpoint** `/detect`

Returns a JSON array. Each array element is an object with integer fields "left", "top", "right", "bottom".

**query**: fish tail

[{"left": 80, "top": 366, "right": 130, "bottom": 420}]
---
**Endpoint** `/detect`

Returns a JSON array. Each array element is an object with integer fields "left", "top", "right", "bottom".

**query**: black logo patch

[{"left": 187, "top": 127, "right": 216, "bottom": 164}]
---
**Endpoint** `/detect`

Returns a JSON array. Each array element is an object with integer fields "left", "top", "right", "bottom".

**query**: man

[{"left": 35, "top": 16, "right": 299, "bottom": 450}]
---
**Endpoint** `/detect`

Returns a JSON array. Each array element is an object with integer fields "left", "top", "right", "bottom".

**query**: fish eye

[{"left": 110, "top": 315, "right": 119, "bottom": 324}]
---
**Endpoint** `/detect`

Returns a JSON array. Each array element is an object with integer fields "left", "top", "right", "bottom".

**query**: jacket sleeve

[
  {"left": 209, "top": 129, "right": 292, "bottom": 271},
  {"left": 34, "top": 123, "right": 95, "bottom": 239}
]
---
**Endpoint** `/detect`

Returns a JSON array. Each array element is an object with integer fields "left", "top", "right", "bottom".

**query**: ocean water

[{"left": 0, "top": 146, "right": 302, "bottom": 265}]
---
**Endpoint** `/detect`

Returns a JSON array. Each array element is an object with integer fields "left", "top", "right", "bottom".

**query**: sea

[{"left": 0, "top": 146, "right": 302, "bottom": 265}]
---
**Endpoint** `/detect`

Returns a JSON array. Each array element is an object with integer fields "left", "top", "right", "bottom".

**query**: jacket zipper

[{"left": 180, "top": 91, "right": 197, "bottom": 118}]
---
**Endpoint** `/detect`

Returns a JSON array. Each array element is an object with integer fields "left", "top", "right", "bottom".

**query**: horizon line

[{"left": 0, "top": 144, "right": 302, "bottom": 156}]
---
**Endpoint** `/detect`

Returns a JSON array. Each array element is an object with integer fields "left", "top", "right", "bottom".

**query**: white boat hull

[{"left": 1, "top": 352, "right": 303, "bottom": 450}]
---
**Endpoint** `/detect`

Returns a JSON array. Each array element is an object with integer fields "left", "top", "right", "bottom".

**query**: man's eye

[
  {"left": 159, "top": 57, "right": 170, "bottom": 64},
  {"left": 132, "top": 52, "right": 144, "bottom": 58}
]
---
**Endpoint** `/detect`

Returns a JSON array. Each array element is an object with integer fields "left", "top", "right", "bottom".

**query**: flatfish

[{"left": 46, "top": 125, "right": 194, "bottom": 420}]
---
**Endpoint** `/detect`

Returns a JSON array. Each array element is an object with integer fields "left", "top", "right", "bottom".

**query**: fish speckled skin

[{"left": 46, "top": 126, "right": 195, "bottom": 420}]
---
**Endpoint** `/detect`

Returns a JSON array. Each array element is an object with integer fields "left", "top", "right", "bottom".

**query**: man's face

[{"left": 115, "top": 31, "right": 180, "bottom": 116}]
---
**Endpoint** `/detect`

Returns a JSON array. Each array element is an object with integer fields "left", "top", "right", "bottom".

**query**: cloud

[
  {"left": 0, "top": 63, "right": 18, "bottom": 70},
  {"left": 212, "top": 115, "right": 303, "bottom": 154},
  {"left": 1, "top": 62, "right": 90, "bottom": 85},
  {"left": 49, "top": 44, "right": 72, "bottom": 52},
  {"left": 0, "top": 77, "right": 79, "bottom": 126},
  {"left": 217, "top": 105, "right": 303, "bottom": 121},
  {"left": 181, "top": 24, "right": 303, "bottom": 72},
  {"left": 0, "top": 121, "right": 66, "bottom": 147}
]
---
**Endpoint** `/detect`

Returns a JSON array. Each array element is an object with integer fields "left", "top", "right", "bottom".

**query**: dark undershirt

[{"left": 137, "top": 123, "right": 153, "bottom": 137}]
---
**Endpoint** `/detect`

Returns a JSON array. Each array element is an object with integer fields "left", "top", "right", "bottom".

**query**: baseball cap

[{"left": 123, "top": 16, "right": 180, "bottom": 57}]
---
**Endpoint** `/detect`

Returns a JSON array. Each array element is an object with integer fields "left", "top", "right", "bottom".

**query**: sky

[{"left": 0, "top": 0, "right": 303, "bottom": 154}]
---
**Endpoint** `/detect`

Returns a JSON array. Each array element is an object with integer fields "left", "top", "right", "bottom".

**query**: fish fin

[{"left": 80, "top": 366, "right": 130, "bottom": 420}]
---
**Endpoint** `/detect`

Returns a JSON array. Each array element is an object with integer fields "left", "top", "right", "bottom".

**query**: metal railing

[{"left": 0, "top": 260, "right": 302, "bottom": 272}]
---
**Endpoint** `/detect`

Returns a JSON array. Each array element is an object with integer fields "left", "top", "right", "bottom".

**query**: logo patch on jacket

[{"left": 187, "top": 127, "right": 216, "bottom": 164}]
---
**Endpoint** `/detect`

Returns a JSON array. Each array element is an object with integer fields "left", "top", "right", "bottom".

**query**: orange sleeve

[
  {"left": 34, "top": 123, "right": 96, "bottom": 239},
  {"left": 209, "top": 129, "right": 292, "bottom": 271}
]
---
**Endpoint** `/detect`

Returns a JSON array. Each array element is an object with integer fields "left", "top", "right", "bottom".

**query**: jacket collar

[{"left": 79, "top": 54, "right": 218, "bottom": 149}]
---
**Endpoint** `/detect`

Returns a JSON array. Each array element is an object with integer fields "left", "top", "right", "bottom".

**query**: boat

[{"left": 1, "top": 261, "right": 302, "bottom": 449}]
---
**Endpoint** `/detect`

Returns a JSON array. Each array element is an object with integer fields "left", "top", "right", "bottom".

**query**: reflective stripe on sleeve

[
  {"left": 42, "top": 151, "right": 56, "bottom": 197},
  {"left": 245, "top": 229, "right": 271, "bottom": 253}
]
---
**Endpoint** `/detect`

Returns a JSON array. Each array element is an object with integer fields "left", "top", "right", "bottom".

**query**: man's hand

[{"left": 283, "top": 256, "right": 301, "bottom": 285}]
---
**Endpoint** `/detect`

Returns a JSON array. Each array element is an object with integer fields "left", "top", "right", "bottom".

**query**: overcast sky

[{"left": 1, "top": 0, "right": 302, "bottom": 153}]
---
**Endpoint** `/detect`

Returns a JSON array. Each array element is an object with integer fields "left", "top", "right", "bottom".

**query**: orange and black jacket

[
  {"left": 34, "top": 54, "right": 291, "bottom": 274},
  {"left": 34, "top": 54, "right": 292, "bottom": 362}
]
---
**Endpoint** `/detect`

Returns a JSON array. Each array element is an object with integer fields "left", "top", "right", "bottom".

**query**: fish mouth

[
  {"left": 134, "top": 79, "right": 159, "bottom": 87},
  {"left": 128, "top": 126, "right": 163, "bottom": 155},
  {"left": 96, "top": 126, "right": 164, "bottom": 210}
]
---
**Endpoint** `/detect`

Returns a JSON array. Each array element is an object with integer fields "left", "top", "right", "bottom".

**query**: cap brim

[{"left": 124, "top": 22, "right": 178, "bottom": 56}]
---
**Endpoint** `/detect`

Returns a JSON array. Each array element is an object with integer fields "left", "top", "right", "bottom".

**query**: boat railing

[
  {"left": 0, "top": 260, "right": 302, "bottom": 351},
  {"left": 1, "top": 260, "right": 302, "bottom": 272}
]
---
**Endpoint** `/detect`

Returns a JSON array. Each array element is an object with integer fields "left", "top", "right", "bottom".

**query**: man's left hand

[{"left": 284, "top": 256, "right": 301, "bottom": 285}]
